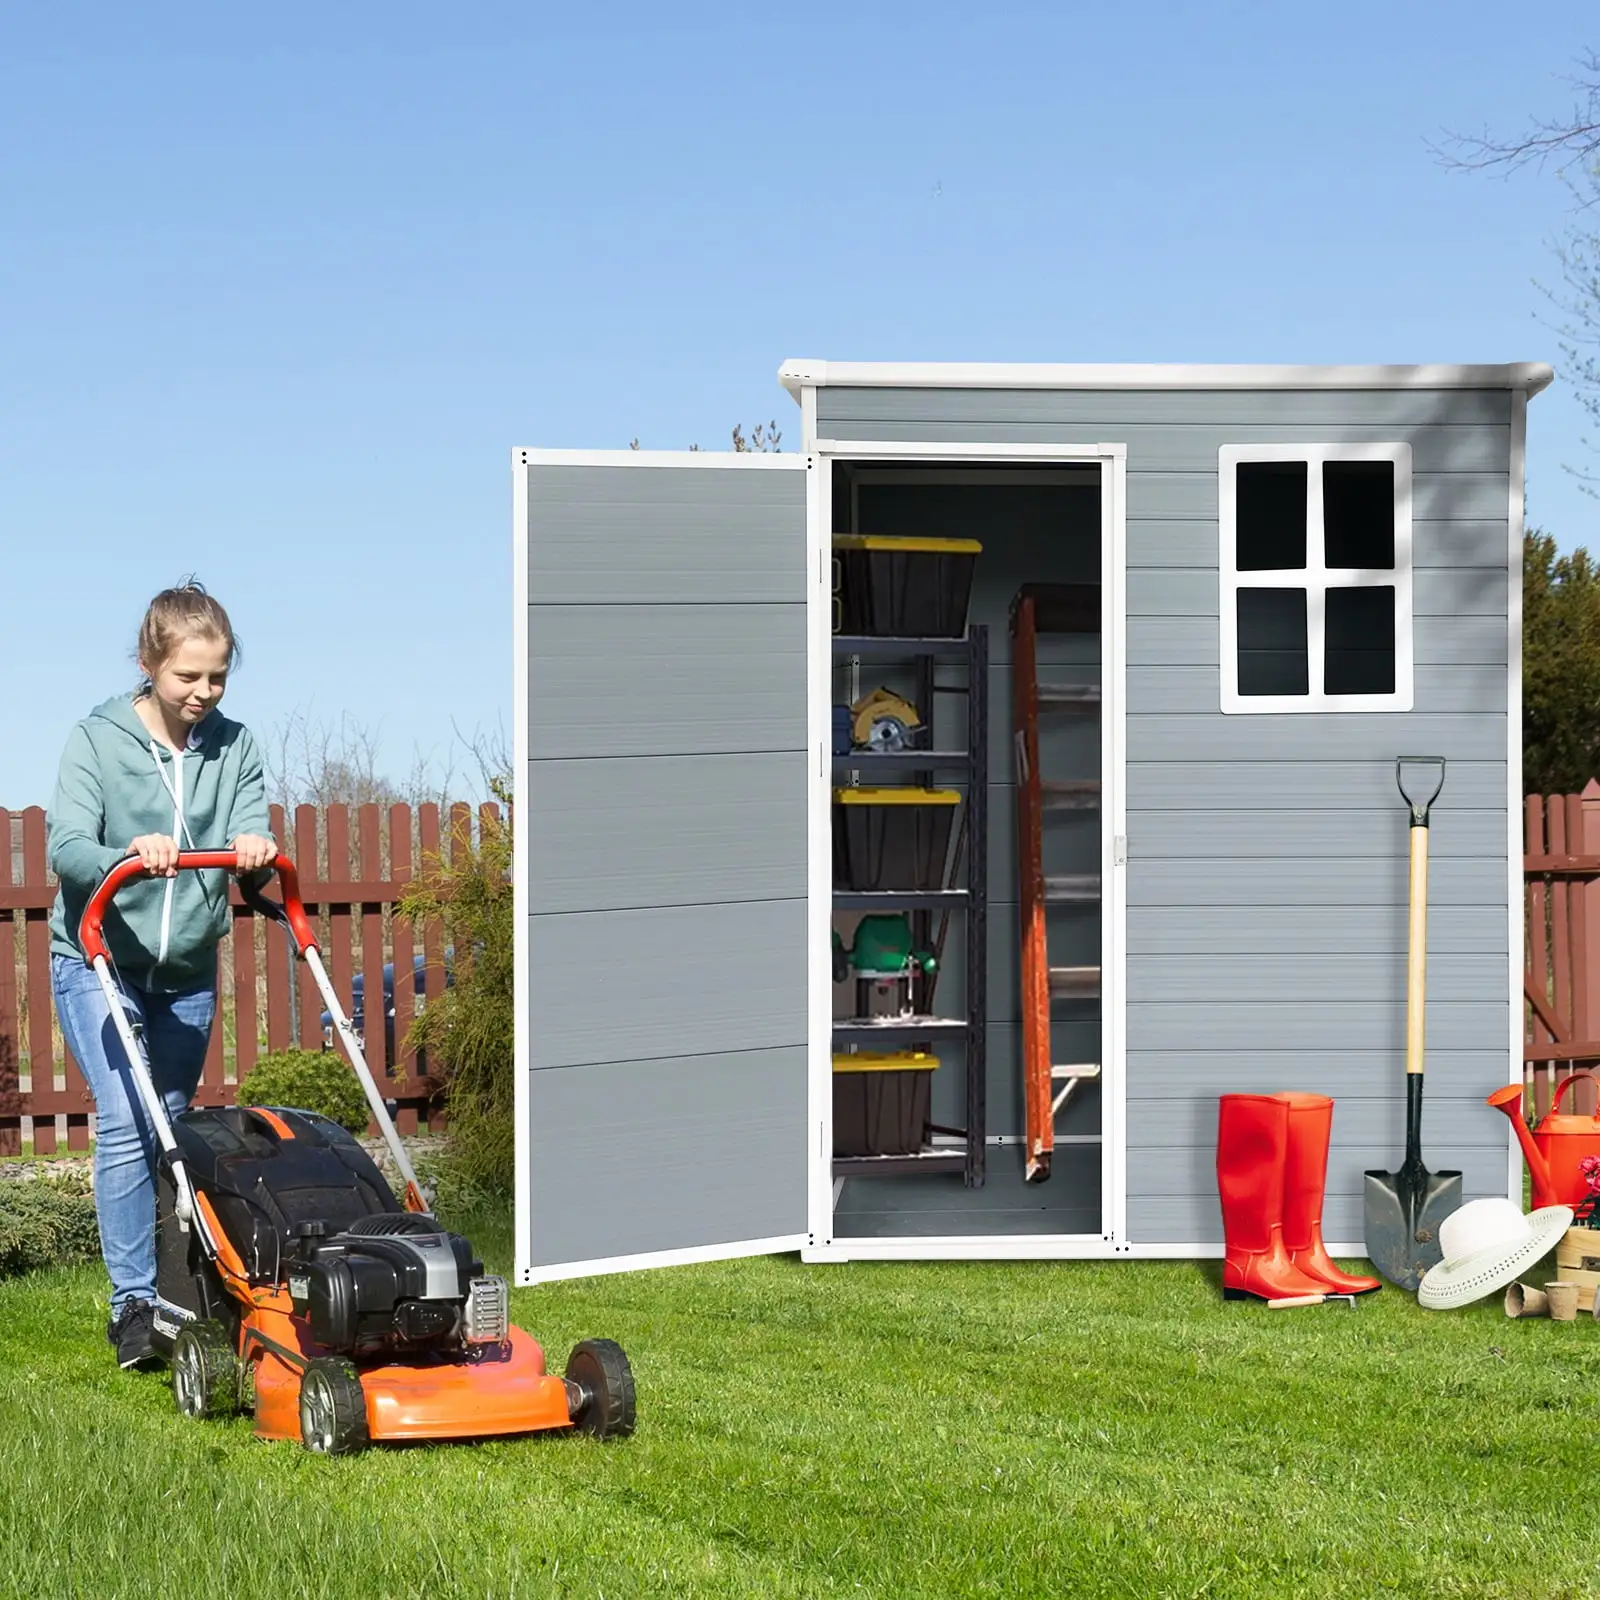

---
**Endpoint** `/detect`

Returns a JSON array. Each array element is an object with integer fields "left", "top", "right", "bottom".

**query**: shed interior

[{"left": 827, "top": 456, "right": 1108, "bottom": 1239}]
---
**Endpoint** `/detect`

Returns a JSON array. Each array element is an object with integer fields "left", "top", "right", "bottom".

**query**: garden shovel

[{"left": 1363, "top": 756, "right": 1463, "bottom": 1292}]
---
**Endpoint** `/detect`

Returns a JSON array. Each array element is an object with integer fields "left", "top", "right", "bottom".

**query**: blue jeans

[{"left": 51, "top": 952, "right": 217, "bottom": 1314}]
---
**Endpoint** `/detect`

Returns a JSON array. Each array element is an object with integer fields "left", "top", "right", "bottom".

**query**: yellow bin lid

[
  {"left": 833, "top": 535, "right": 982, "bottom": 554},
  {"left": 832, "top": 1051, "right": 941, "bottom": 1073},
  {"left": 833, "top": 787, "right": 960, "bottom": 806}
]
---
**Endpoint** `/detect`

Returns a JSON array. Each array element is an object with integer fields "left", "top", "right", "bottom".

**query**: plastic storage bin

[
  {"left": 833, "top": 788, "right": 959, "bottom": 890},
  {"left": 832, "top": 1052, "right": 939, "bottom": 1156},
  {"left": 832, "top": 535, "right": 982, "bottom": 638}
]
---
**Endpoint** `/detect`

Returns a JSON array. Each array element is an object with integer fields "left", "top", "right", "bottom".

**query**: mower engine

[{"left": 287, "top": 1216, "right": 509, "bottom": 1359}]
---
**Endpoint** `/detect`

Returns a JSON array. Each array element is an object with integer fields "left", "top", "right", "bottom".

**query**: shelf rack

[{"left": 830, "top": 626, "right": 989, "bottom": 1186}]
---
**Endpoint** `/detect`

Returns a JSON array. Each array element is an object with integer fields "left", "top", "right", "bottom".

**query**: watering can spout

[{"left": 1486, "top": 1083, "right": 1558, "bottom": 1207}]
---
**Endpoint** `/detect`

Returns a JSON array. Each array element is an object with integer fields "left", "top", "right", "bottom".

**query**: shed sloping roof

[{"left": 778, "top": 359, "right": 1554, "bottom": 398}]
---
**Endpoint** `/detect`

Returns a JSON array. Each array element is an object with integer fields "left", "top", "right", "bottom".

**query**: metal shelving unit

[{"left": 830, "top": 626, "right": 989, "bottom": 1187}]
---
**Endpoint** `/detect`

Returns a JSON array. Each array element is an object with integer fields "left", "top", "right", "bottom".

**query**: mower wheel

[
  {"left": 171, "top": 1320, "right": 242, "bottom": 1420},
  {"left": 565, "top": 1339, "right": 636, "bottom": 1440},
  {"left": 298, "top": 1358, "right": 370, "bottom": 1456}
]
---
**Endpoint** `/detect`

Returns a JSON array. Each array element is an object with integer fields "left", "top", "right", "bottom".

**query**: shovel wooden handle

[{"left": 1406, "top": 821, "right": 1429, "bottom": 1077}]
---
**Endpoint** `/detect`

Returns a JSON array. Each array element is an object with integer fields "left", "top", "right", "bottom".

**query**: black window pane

[
  {"left": 1323, "top": 460, "right": 1394, "bottom": 569},
  {"left": 1236, "top": 462, "right": 1307, "bottom": 572},
  {"left": 1325, "top": 586, "right": 1395, "bottom": 695},
  {"left": 1237, "top": 588, "right": 1308, "bottom": 695}
]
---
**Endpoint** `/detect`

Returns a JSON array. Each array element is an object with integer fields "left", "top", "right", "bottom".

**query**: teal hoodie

[{"left": 47, "top": 692, "right": 273, "bottom": 992}]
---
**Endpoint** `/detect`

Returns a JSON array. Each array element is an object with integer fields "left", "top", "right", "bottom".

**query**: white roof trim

[{"left": 777, "top": 358, "right": 1555, "bottom": 398}]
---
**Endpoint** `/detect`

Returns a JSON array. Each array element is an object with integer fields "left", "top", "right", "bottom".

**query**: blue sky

[{"left": 2, "top": 1, "right": 1596, "bottom": 806}]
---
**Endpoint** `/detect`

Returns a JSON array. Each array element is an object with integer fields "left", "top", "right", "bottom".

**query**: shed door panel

[{"left": 519, "top": 455, "right": 811, "bottom": 1282}]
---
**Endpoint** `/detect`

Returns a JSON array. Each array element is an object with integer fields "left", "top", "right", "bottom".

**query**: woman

[{"left": 47, "top": 580, "right": 275, "bottom": 1369}]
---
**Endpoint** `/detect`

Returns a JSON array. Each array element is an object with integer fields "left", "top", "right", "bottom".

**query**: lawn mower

[{"left": 78, "top": 850, "right": 635, "bottom": 1455}]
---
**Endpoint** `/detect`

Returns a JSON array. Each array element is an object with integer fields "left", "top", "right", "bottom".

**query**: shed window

[{"left": 1219, "top": 443, "right": 1413, "bottom": 714}]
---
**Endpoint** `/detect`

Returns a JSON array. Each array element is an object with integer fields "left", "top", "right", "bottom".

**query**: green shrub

[
  {"left": 398, "top": 777, "right": 514, "bottom": 1195},
  {"left": 237, "top": 1047, "right": 372, "bottom": 1135},
  {"left": 0, "top": 1176, "right": 100, "bottom": 1277}
]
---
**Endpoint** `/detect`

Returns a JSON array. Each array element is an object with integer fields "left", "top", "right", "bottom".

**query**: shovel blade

[{"left": 1362, "top": 1166, "right": 1463, "bottom": 1292}]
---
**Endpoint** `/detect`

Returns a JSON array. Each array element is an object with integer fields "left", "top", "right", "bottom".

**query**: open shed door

[{"left": 512, "top": 449, "right": 815, "bottom": 1284}]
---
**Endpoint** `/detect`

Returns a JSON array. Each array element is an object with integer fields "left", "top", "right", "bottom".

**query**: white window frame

[{"left": 1218, "top": 441, "right": 1414, "bottom": 714}]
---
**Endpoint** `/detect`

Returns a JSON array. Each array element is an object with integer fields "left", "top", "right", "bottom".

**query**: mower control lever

[{"left": 79, "top": 850, "right": 320, "bottom": 964}]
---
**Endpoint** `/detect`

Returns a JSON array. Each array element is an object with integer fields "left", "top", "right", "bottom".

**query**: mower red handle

[{"left": 79, "top": 851, "right": 319, "bottom": 964}]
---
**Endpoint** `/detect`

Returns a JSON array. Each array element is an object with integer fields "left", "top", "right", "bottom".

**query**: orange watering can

[{"left": 1486, "top": 1072, "right": 1600, "bottom": 1209}]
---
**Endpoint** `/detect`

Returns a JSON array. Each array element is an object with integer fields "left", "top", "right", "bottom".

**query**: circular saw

[{"left": 850, "top": 688, "right": 922, "bottom": 753}]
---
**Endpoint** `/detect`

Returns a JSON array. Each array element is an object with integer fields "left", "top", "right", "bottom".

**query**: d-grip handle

[
  {"left": 1551, "top": 1070, "right": 1600, "bottom": 1123},
  {"left": 79, "top": 851, "right": 320, "bottom": 965},
  {"left": 1396, "top": 756, "right": 1446, "bottom": 828}
]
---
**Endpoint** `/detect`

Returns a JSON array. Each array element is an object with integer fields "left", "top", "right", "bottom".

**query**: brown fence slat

[
  {"left": 326, "top": 806, "right": 354, "bottom": 1057},
  {"left": 200, "top": 942, "right": 226, "bottom": 1101},
  {"left": 0, "top": 809, "right": 19, "bottom": 1155},
  {"left": 233, "top": 899, "right": 259, "bottom": 1085},
  {"left": 1527, "top": 796, "right": 1551, "bottom": 1105},
  {"left": 22, "top": 810, "right": 57, "bottom": 1153},
  {"left": 294, "top": 805, "right": 322, "bottom": 1050},
  {"left": 263, "top": 804, "right": 291, "bottom": 1053},
  {"left": 419, "top": 804, "right": 445, "bottom": 1132},
  {"left": 358, "top": 804, "right": 387, "bottom": 1081},
  {"left": 389, "top": 802, "right": 419, "bottom": 1126}
]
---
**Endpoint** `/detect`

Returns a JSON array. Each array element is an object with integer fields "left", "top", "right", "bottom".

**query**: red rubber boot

[
  {"left": 1216, "top": 1093, "right": 1327, "bottom": 1301},
  {"left": 1277, "top": 1091, "right": 1382, "bottom": 1295}
]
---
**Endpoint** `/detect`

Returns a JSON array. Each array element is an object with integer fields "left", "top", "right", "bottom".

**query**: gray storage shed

[{"left": 512, "top": 357, "right": 1552, "bottom": 1287}]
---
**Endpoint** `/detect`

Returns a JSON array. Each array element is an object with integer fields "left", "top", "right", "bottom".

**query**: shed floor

[{"left": 833, "top": 1146, "right": 1102, "bottom": 1238}]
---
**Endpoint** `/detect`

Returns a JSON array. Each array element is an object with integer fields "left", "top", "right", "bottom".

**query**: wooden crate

[{"left": 1554, "top": 1225, "right": 1600, "bottom": 1312}]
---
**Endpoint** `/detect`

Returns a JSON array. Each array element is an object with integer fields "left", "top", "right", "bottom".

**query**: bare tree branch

[{"left": 1431, "top": 48, "right": 1600, "bottom": 175}]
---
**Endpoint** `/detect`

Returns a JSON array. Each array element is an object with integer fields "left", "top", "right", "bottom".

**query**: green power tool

[{"left": 833, "top": 915, "right": 936, "bottom": 1020}]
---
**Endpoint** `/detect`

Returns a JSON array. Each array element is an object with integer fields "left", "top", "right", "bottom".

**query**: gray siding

[
  {"left": 820, "top": 383, "right": 1514, "bottom": 1248},
  {"left": 524, "top": 460, "right": 810, "bottom": 1270}
]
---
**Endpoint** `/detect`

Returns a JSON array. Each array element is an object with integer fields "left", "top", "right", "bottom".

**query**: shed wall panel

[
  {"left": 530, "top": 753, "right": 806, "bottom": 913},
  {"left": 1124, "top": 1049, "right": 1510, "bottom": 1099},
  {"left": 528, "top": 464, "right": 806, "bottom": 603},
  {"left": 1127, "top": 1171, "right": 1514, "bottom": 1250},
  {"left": 817, "top": 386, "right": 1513, "bottom": 427},
  {"left": 817, "top": 380, "right": 1513, "bottom": 1248},
  {"left": 1128, "top": 663, "right": 1507, "bottom": 714},
  {"left": 1124, "top": 760, "right": 1508, "bottom": 811},
  {"left": 1128, "top": 1091, "right": 1513, "bottom": 1149},
  {"left": 529, "top": 900, "right": 806, "bottom": 1070},
  {"left": 527, "top": 1050, "right": 807, "bottom": 1269},
  {"left": 528, "top": 604, "right": 805, "bottom": 759}
]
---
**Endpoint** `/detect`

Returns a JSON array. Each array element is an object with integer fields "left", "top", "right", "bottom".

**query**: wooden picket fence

[
  {"left": 1524, "top": 782, "right": 1600, "bottom": 1119},
  {"left": 0, "top": 799, "right": 500, "bottom": 1155},
  {"left": 5, "top": 781, "right": 1598, "bottom": 1153}
]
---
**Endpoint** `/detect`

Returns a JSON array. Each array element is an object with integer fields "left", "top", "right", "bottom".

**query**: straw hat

[{"left": 1416, "top": 1197, "right": 1573, "bottom": 1310}]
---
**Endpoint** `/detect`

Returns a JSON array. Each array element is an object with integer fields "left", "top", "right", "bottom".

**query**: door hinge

[{"left": 1114, "top": 834, "right": 1127, "bottom": 866}]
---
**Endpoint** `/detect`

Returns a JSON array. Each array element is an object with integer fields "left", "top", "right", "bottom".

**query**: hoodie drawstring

[{"left": 149, "top": 738, "right": 200, "bottom": 967}]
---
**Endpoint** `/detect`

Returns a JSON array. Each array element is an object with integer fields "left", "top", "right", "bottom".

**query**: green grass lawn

[{"left": 1, "top": 1212, "right": 1595, "bottom": 1600}]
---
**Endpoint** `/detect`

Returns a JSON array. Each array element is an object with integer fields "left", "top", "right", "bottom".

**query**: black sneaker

[{"left": 106, "top": 1299, "right": 159, "bottom": 1370}]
